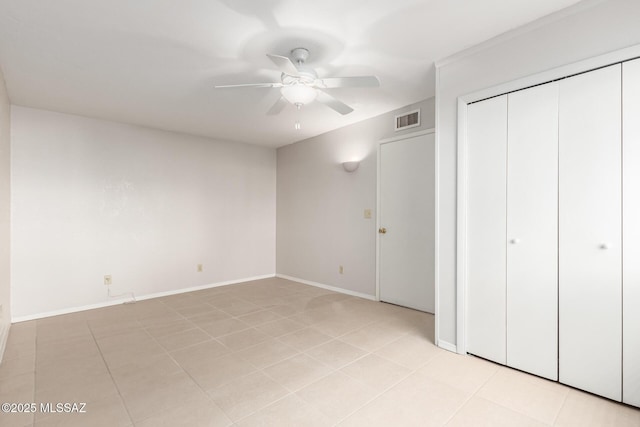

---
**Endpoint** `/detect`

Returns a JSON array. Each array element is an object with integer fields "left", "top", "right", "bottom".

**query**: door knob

[
  {"left": 378, "top": 227, "right": 387, "bottom": 234},
  {"left": 600, "top": 243, "right": 610, "bottom": 250},
  {"left": 510, "top": 238, "right": 521, "bottom": 244}
]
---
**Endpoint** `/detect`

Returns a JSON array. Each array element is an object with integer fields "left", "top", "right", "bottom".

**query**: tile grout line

[
  {"left": 152, "top": 292, "right": 344, "bottom": 424},
  {"left": 461, "top": 367, "right": 560, "bottom": 426},
  {"left": 86, "top": 318, "right": 137, "bottom": 427},
  {"left": 182, "top": 289, "right": 331, "bottom": 424},
  {"left": 328, "top": 329, "right": 443, "bottom": 425},
  {"left": 329, "top": 350, "right": 435, "bottom": 426},
  {"left": 438, "top": 364, "right": 501, "bottom": 427},
  {"left": 134, "top": 293, "right": 328, "bottom": 425},
  {"left": 201, "top": 296, "right": 404, "bottom": 423},
  {"left": 96, "top": 303, "right": 208, "bottom": 422},
  {"left": 30, "top": 322, "right": 38, "bottom": 427},
  {"left": 550, "top": 388, "right": 571, "bottom": 426},
  {"left": 121, "top": 309, "right": 232, "bottom": 426}
]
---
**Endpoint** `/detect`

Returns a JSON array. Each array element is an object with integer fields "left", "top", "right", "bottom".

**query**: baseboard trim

[
  {"left": 12, "top": 274, "right": 276, "bottom": 323},
  {"left": 276, "top": 274, "right": 377, "bottom": 301},
  {"left": 438, "top": 340, "right": 458, "bottom": 353},
  {"left": 134, "top": 274, "right": 275, "bottom": 303}
]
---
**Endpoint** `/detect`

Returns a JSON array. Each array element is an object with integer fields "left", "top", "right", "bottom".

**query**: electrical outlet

[
  {"left": 364, "top": 209, "right": 372, "bottom": 219},
  {"left": 197, "top": 264, "right": 203, "bottom": 272},
  {"left": 104, "top": 275, "right": 112, "bottom": 286},
  {"left": 339, "top": 265, "right": 344, "bottom": 274}
]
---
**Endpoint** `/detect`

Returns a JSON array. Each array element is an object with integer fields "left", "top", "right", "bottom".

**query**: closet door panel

[
  {"left": 623, "top": 58, "right": 640, "bottom": 407},
  {"left": 466, "top": 95, "right": 508, "bottom": 364},
  {"left": 506, "top": 83, "right": 559, "bottom": 381},
  {"left": 559, "top": 64, "right": 622, "bottom": 401}
]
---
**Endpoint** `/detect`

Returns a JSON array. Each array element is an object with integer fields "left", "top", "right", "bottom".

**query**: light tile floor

[{"left": 0, "top": 277, "right": 638, "bottom": 426}]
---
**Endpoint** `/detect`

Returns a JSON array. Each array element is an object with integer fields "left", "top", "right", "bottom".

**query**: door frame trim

[
  {"left": 455, "top": 44, "right": 640, "bottom": 356},
  {"left": 376, "top": 128, "right": 436, "bottom": 309}
]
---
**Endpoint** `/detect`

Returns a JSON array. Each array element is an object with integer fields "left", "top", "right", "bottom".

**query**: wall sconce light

[{"left": 342, "top": 161, "right": 360, "bottom": 173}]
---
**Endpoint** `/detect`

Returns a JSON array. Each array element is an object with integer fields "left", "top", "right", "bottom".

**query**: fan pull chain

[{"left": 294, "top": 103, "right": 302, "bottom": 130}]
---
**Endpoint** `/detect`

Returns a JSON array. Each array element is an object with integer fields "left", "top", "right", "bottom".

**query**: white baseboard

[
  {"left": 12, "top": 300, "right": 125, "bottom": 323},
  {"left": 12, "top": 274, "right": 276, "bottom": 323},
  {"left": 437, "top": 340, "right": 458, "bottom": 353},
  {"left": 134, "top": 274, "right": 275, "bottom": 302},
  {"left": 276, "top": 274, "right": 377, "bottom": 301}
]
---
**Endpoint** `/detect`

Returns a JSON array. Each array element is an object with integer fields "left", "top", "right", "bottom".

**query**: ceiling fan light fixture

[
  {"left": 216, "top": 48, "right": 378, "bottom": 117},
  {"left": 280, "top": 84, "right": 317, "bottom": 106}
]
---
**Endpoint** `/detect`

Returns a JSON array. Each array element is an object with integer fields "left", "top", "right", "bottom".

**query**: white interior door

[
  {"left": 465, "top": 96, "right": 508, "bottom": 364},
  {"left": 623, "top": 58, "right": 640, "bottom": 407},
  {"left": 506, "top": 82, "right": 559, "bottom": 381},
  {"left": 378, "top": 131, "right": 435, "bottom": 313},
  {"left": 559, "top": 64, "right": 622, "bottom": 401}
]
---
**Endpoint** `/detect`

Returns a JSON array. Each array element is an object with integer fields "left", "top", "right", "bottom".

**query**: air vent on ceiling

[{"left": 395, "top": 108, "right": 420, "bottom": 131}]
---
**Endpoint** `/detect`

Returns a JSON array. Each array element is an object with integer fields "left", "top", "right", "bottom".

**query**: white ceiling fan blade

[
  {"left": 266, "top": 97, "right": 288, "bottom": 115},
  {"left": 214, "top": 83, "right": 283, "bottom": 89},
  {"left": 266, "top": 54, "right": 300, "bottom": 77},
  {"left": 319, "top": 76, "right": 380, "bottom": 89},
  {"left": 316, "top": 90, "right": 354, "bottom": 115}
]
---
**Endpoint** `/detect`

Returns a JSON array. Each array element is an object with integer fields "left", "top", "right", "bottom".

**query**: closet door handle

[
  {"left": 599, "top": 243, "right": 610, "bottom": 250},
  {"left": 510, "top": 238, "right": 521, "bottom": 244}
]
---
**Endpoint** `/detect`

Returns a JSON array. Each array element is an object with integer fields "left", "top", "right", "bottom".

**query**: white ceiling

[{"left": 0, "top": 0, "right": 582, "bottom": 147}]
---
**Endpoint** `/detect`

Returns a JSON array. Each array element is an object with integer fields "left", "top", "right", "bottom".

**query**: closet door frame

[
  {"left": 622, "top": 58, "right": 640, "bottom": 407},
  {"left": 455, "top": 44, "right": 640, "bottom": 356}
]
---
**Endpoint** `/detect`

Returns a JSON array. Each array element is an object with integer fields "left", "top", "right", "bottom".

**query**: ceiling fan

[{"left": 215, "top": 47, "right": 380, "bottom": 115}]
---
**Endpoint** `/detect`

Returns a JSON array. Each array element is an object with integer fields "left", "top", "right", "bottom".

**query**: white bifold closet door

[
  {"left": 466, "top": 84, "right": 559, "bottom": 377},
  {"left": 623, "top": 58, "right": 640, "bottom": 407},
  {"left": 559, "top": 64, "right": 622, "bottom": 401},
  {"left": 506, "top": 83, "right": 559, "bottom": 381},
  {"left": 466, "top": 95, "right": 508, "bottom": 365}
]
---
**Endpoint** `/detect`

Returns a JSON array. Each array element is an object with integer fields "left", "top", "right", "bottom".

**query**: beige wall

[
  {"left": 276, "top": 98, "right": 435, "bottom": 297},
  {"left": 0, "top": 66, "right": 10, "bottom": 357},
  {"left": 435, "top": 0, "right": 640, "bottom": 347}
]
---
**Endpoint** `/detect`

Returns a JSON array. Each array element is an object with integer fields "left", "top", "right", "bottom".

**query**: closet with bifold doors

[{"left": 464, "top": 59, "right": 640, "bottom": 407}]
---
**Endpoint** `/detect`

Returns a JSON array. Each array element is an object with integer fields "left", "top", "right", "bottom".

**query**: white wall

[
  {"left": 436, "top": 0, "right": 640, "bottom": 347},
  {"left": 11, "top": 107, "right": 276, "bottom": 319},
  {"left": 277, "top": 98, "right": 435, "bottom": 298},
  {"left": 0, "top": 66, "right": 10, "bottom": 356}
]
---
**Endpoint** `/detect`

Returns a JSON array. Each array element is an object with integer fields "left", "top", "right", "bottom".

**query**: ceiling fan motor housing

[
  {"left": 282, "top": 68, "right": 317, "bottom": 85},
  {"left": 290, "top": 47, "right": 310, "bottom": 64},
  {"left": 282, "top": 48, "right": 316, "bottom": 84}
]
